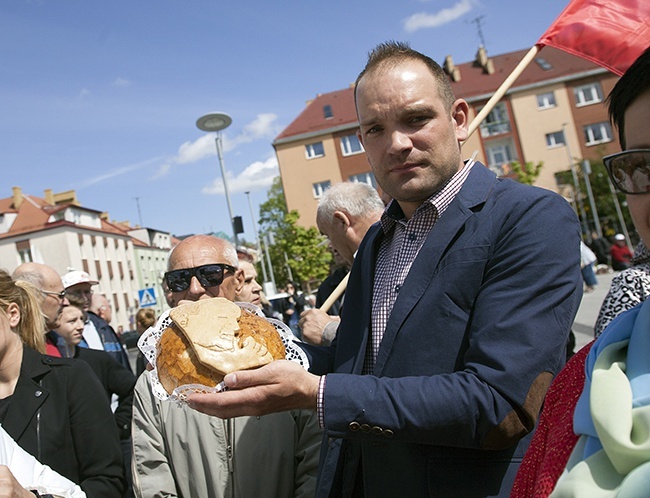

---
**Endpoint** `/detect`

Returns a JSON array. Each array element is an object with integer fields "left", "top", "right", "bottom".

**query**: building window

[
  {"left": 305, "top": 142, "right": 325, "bottom": 159},
  {"left": 574, "top": 83, "right": 603, "bottom": 107},
  {"left": 323, "top": 105, "right": 333, "bottom": 119},
  {"left": 545, "top": 131, "right": 566, "bottom": 148},
  {"left": 312, "top": 181, "right": 331, "bottom": 199},
  {"left": 537, "top": 92, "right": 556, "bottom": 110},
  {"left": 486, "top": 142, "right": 516, "bottom": 176},
  {"left": 583, "top": 122, "right": 612, "bottom": 145},
  {"left": 349, "top": 172, "right": 376, "bottom": 187},
  {"left": 16, "top": 240, "right": 32, "bottom": 264},
  {"left": 340, "top": 134, "right": 364, "bottom": 156},
  {"left": 479, "top": 102, "right": 511, "bottom": 137}
]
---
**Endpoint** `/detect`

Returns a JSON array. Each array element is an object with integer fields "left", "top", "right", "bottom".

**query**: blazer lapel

[{"left": 373, "top": 164, "right": 496, "bottom": 375}]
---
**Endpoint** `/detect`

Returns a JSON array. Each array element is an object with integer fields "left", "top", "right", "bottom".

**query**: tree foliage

[
  {"left": 555, "top": 155, "right": 635, "bottom": 243},
  {"left": 510, "top": 161, "right": 543, "bottom": 185},
  {"left": 257, "top": 177, "right": 332, "bottom": 293}
]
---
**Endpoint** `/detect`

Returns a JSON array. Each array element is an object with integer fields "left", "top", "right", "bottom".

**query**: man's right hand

[{"left": 299, "top": 309, "right": 340, "bottom": 346}]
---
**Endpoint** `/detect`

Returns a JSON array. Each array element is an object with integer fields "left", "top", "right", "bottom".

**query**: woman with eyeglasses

[
  {"left": 0, "top": 269, "right": 126, "bottom": 497},
  {"left": 512, "top": 46, "right": 650, "bottom": 497}
]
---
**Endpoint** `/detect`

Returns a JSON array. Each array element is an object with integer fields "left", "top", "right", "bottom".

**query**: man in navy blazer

[{"left": 190, "top": 41, "right": 583, "bottom": 497}]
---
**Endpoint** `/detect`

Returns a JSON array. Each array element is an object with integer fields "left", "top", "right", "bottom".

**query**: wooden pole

[
  {"left": 465, "top": 45, "right": 540, "bottom": 141},
  {"left": 319, "top": 272, "right": 349, "bottom": 313}
]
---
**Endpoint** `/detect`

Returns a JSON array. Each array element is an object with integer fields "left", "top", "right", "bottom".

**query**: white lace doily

[{"left": 137, "top": 301, "right": 310, "bottom": 403}]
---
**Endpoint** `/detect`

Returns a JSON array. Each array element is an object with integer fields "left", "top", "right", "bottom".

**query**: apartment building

[
  {"left": 0, "top": 187, "right": 173, "bottom": 331},
  {"left": 272, "top": 46, "right": 620, "bottom": 228}
]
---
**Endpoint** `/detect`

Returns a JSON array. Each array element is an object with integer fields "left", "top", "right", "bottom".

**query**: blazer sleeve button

[
  {"left": 349, "top": 421, "right": 360, "bottom": 432},
  {"left": 370, "top": 426, "right": 383, "bottom": 435},
  {"left": 360, "top": 424, "right": 371, "bottom": 433},
  {"left": 382, "top": 429, "right": 394, "bottom": 438}
]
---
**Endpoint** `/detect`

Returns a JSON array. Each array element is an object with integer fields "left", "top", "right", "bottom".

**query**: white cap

[
  {"left": 61, "top": 270, "right": 98, "bottom": 289},
  {"left": 614, "top": 233, "right": 625, "bottom": 241}
]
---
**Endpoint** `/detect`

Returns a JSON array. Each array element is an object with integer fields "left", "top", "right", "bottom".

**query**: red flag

[{"left": 537, "top": 0, "right": 650, "bottom": 76}]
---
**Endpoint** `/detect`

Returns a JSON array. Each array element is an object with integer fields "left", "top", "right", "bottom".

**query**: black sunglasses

[
  {"left": 603, "top": 149, "right": 650, "bottom": 195},
  {"left": 164, "top": 263, "right": 237, "bottom": 292}
]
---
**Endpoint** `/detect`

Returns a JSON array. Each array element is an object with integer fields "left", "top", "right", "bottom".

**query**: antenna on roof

[
  {"left": 134, "top": 197, "right": 143, "bottom": 227},
  {"left": 469, "top": 15, "right": 487, "bottom": 49}
]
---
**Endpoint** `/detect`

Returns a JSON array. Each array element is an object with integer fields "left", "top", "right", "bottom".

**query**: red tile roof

[{"left": 274, "top": 46, "right": 609, "bottom": 142}]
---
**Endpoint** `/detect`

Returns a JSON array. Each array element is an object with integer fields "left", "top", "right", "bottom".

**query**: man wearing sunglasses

[{"left": 132, "top": 234, "right": 321, "bottom": 498}]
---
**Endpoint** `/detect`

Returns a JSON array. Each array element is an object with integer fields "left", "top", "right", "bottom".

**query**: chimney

[
  {"left": 44, "top": 189, "right": 54, "bottom": 205},
  {"left": 475, "top": 46, "right": 495, "bottom": 75},
  {"left": 443, "top": 55, "right": 461, "bottom": 82},
  {"left": 12, "top": 187, "right": 23, "bottom": 210},
  {"left": 100, "top": 212, "right": 109, "bottom": 221}
]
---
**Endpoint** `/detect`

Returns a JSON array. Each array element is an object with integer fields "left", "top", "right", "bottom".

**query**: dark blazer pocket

[{"left": 436, "top": 245, "right": 490, "bottom": 274}]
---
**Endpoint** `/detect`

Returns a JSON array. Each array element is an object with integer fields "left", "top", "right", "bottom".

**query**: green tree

[
  {"left": 258, "top": 177, "right": 332, "bottom": 292},
  {"left": 555, "top": 156, "right": 635, "bottom": 243},
  {"left": 510, "top": 160, "right": 543, "bottom": 185}
]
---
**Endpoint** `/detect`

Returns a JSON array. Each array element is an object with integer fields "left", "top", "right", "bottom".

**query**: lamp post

[
  {"left": 245, "top": 190, "right": 269, "bottom": 283},
  {"left": 562, "top": 124, "right": 590, "bottom": 238},
  {"left": 197, "top": 112, "right": 238, "bottom": 246}
]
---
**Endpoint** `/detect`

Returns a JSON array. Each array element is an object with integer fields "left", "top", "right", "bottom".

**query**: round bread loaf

[
  {"left": 156, "top": 298, "right": 286, "bottom": 395},
  {"left": 156, "top": 323, "right": 224, "bottom": 395}
]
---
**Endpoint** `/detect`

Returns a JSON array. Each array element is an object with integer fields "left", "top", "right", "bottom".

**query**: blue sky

[{"left": 1, "top": 0, "right": 572, "bottom": 242}]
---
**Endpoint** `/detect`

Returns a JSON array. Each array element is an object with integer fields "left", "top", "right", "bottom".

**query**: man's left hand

[{"left": 188, "top": 360, "right": 320, "bottom": 418}]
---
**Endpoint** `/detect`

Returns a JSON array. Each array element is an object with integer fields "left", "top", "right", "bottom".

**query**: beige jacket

[{"left": 132, "top": 373, "right": 321, "bottom": 498}]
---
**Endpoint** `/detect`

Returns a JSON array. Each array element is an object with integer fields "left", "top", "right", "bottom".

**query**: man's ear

[
  {"left": 234, "top": 269, "right": 245, "bottom": 294},
  {"left": 452, "top": 98, "right": 470, "bottom": 142},
  {"left": 332, "top": 210, "right": 351, "bottom": 231}
]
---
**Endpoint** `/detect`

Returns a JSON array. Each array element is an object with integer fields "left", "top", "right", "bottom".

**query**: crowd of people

[{"left": 0, "top": 41, "right": 648, "bottom": 497}]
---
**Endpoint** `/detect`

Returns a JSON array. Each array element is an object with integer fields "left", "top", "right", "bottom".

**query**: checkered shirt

[{"left": 364, "top": 159, "right": 475, "bottom": 373}]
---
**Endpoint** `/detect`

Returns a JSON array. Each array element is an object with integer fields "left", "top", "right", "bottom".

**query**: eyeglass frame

[
  {"left": 41, "top": 289, "right": 67, "bottom": 301},
  {"left": 164, "top": 263, "right": 237, "bottom": 292},
  {"left": 602, "top": 149, "right": 650, "bottom": 195}
]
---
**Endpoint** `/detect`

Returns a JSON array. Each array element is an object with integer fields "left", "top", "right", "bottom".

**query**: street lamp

[{"left": 197, "top": 112, "right": 238, "bottom": 246}]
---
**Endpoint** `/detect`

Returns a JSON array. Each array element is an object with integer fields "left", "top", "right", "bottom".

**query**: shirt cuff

[
  {"left": 317, "top": 375, "right": 326, "bottom": 429},
  {"left": 321, "top": 321, "right": 339, "bottom": 346}
]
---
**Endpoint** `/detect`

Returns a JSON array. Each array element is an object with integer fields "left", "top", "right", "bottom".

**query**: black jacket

[
  {"left": 74, "top": 346, "right": 137, "bottom": 439},
  {"left": 1, "top": 346, "right": 125, "bottom": 497}
]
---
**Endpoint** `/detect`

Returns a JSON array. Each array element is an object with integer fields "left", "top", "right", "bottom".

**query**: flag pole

[
  {"left": 464, "top": 45, "right": 540, "bottom": 141},
  {"left": 319, "top": 272, "right": 349, "bottom": 313}
]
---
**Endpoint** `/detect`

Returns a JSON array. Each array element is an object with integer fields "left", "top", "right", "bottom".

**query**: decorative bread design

[{"left": 156, "top": 297, "right": 285, "bottom": 395}]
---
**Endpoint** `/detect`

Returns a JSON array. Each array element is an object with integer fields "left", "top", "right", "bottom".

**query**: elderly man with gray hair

[{"left": 299, "top": 181, "right": 385, "bottom": 346}]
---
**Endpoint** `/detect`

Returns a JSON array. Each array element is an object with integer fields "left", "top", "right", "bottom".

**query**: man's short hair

[
  {"left": 607, "top": 45, "right": 650, "bottom": 149},
  {"left": 354, "top": 40, "right": 456, "bottom": 112},
  {"left": 12, "top": 270, "right": 44, "bottom": 290},
  {"left": 317, "top": 182, "right": 385, "bottom": 223}
]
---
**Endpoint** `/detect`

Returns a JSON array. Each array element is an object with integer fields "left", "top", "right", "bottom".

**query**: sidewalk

[{"left": 572, "top": 270, "right": 616, "bottom": 353}]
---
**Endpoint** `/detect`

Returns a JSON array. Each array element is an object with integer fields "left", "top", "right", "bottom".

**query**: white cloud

[
  {"left": 176, "top": 133, "right": 215, "bottom": 164},
  {"left": 152, "top": 163, "right": 171, "bottom": 179},
  {"left": 223, "top": 113, "right": 281, "bottom": 152},
  {"left": 113, "top": 77, "right": 131, "bottom": 87},
  {"left": 404, "top": 0, "right": 473, "bottom": 33},
  {"left": 202, "top": 156, "right": 279, "bottom": 195},
  {"left": 77, "top": 157, "right": 163, "bottom": 188}
]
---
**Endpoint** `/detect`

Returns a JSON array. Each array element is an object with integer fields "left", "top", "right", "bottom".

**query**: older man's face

[
  {"left": 166, "top": 238, "right": 243, "bottom": 306},
  {"left": 41, "top": 272, "right": 69, "bottom": 329},
  {"left": 235, "top": 261, "right": 262, "bottom": 306}
]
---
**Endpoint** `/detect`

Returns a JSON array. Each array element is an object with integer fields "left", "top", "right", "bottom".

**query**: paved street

[{"left": 572, "top": 270, "right": 616, "bottom": 353}]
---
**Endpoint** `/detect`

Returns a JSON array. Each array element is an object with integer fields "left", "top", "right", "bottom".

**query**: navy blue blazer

[{"left": 304, "top": 163, "right": 583, "bottom": 497}]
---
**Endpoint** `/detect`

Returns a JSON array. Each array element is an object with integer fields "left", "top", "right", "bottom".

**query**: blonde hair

[
  {"left": 0, "top": 270, "right": 46, "bottom": 353},
  {"left": 135, "top": 308, "right": 156, "bottom": 330}
]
